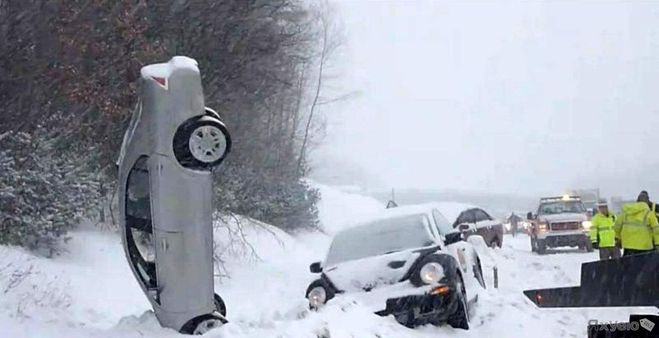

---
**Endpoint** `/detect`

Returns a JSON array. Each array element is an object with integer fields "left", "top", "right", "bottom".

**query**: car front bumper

[
  {"left": 374, "top": 290, "right": 458, "bottom": 326},
  {"left": 537, "top": 230, "right": 589, "bottom": 247}
]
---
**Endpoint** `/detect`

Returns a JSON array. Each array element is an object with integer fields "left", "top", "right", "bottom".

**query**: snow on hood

[
  {"left": 324, "top": 248, "right": 426, "bottom": 292},
  {"left": 538, "top": 213, "right": 587, "bottom": 223}
]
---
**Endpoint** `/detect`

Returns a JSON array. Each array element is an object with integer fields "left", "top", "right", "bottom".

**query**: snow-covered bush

[
  {"left": 0, "top": 131, "right": 99, "bottom": 255},
  {"left": 215, "top": 164, "right": 320, "bottom": 232}
]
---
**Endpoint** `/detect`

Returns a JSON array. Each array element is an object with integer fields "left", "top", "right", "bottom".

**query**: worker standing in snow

[
  {"left": 589, "top": 201, "right": 620, "bottom": 260},
  {"left": 509, "top": 212, "right": 521, "bottom": 237},
  {"left": 614, "top": 191, "right": 659, "bottom": 256},
  {"left": 639, "top": 190, "right": 659, "bottom": 221}
]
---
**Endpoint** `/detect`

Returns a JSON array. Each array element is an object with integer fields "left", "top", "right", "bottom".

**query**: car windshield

[
  {"left": 324, "top": 214, "right": 433, "bottom": 266},
  {"left": 538, "top": 201, "right": 585, "bottom": 215}
]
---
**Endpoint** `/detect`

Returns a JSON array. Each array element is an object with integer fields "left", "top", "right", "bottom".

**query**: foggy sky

[{"left": 315, "top": 0, "right": 659, "bottom": 199}]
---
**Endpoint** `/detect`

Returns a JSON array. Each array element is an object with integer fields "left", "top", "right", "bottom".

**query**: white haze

[{"left": 315, "top": 0, "right": 659, "bottom": 199}]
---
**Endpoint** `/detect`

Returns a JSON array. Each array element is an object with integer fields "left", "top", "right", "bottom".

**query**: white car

[{"left": 305, "top": 205, "right": 486, "bottom": 329}]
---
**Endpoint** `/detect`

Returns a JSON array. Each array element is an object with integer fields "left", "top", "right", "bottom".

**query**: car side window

[{"left": 432, "top": 209, "right": 453, "bottom": 235}]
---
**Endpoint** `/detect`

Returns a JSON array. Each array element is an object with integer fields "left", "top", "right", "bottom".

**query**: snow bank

[
  {"left": 313, "top": 182, "right": 384, "bottom": 234},
  {"left": 0, "top": 185, "right": 655, "bottom": 338}
]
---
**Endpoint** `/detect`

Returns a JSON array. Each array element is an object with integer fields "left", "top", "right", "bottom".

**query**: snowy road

[{"left": 0, "top": 185, "right": 655, "bottom": 338}]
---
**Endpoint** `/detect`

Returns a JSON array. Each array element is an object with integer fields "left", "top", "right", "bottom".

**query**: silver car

[{"left": 117, "top": 56, "right": 230, "bottom": 334}]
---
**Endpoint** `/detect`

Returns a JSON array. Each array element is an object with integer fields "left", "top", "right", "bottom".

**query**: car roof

[{"left": 432, "top": 202, "right": 479, "bottom": 223}]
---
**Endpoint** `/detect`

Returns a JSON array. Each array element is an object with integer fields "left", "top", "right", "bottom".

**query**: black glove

[{"left": 592, "top": 242, "right": 599, "bottom": 249}]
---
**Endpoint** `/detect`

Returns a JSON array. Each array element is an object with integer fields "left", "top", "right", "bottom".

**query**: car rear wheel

[
  {"left": 173, "top": 116, "right": 231, "bottom": 170},
  {"left": 585, "top": 241, "right": 594, "bottom": 252},
  {"left": 536, "top": 239, "right": 547, "bottom": 255},
  {"left": 214, "top": 293, "right": 227, "bottom": 317},
  {"left": 447, "top": 275, "right": 470, "bottom": 330},
  {"left": 180, "top": 313, "right": 227, "bottom": 335}
]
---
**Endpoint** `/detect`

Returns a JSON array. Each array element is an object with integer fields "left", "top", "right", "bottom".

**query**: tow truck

[{"left": 527, "top": 195, "right": 593, "bottom": 254}]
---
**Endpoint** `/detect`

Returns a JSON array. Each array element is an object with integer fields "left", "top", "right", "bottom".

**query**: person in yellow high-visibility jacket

[
  {"left": 614, "top": 191, "right": 659, "bottom": 256},
  {"left": 590, "top": 201, "right": 620, "bottom": 260}
]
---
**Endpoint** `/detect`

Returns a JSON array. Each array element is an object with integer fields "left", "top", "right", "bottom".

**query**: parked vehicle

[
  {"left": 527, "top": 195, "right": 593, "bottom": 255},
  {"left": 305, "top": 205, "right": 486, "bottom": 330},
  {"left": 435, "top": 203, "right": 504, "bottom": 248}
]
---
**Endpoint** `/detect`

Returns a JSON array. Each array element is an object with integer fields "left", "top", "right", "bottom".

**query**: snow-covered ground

[{"left": 0, "top": 185, "right": 655, "bottom": 338}]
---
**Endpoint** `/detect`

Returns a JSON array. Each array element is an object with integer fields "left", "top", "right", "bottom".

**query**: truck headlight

[
  {"left": 420, "top": 262, "right": 444, "bottom": 284},
  {"left": 308, "top": 286, "right": 327, "bottom": 308},
  {"left": 582, "top": 221, "right": 592, "bottom": 230},
  {"left": 538, "top": 222, "right": 548, "bottom": 232}
]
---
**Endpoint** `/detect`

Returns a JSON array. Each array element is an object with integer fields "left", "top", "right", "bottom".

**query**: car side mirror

[
  {"left": 444, "top": 232, "right": 463, "bottom": 245},
  {"left": 309, "top": 262, "right": 322, "bottom": 274},
  {"left": 526, "top": 212, "right": 534, "bottom": 220}
]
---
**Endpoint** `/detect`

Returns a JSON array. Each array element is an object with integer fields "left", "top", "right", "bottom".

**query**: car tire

[
  {"left": 536, "top": 239, "right": 547, "bottom": 255},
  {"left": 180, "top": 313, "right": 227, "bottom": 335},
  {"left": 173, "top": 116, "right": 231, "bottom": 170},
  {"left": 305, "top": 278, "right": 335, "bottom": 309},
  {"left": 585, "top": 241, "right": 594, "bottom": 253},
  {"left": 214, "top": 293, "right": 227, "bottom": 317},
  {"left": 447, "top": 274, "right": 470, "bottom": 330}
]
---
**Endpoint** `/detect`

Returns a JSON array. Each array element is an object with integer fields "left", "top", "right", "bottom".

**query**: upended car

[
  {"left": 305, "top": 205, "right": 486, "bottom": 330},
  {"left": 117, "top": 56, "right": 230, "bottom": 334}
]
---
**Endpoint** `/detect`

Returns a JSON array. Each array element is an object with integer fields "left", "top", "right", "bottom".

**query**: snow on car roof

[{"left": 140, "top": 56, "right": 199, "bottom": 79}]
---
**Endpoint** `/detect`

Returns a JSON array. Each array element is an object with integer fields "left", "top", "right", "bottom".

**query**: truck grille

[{"left": 550, "top": 222, "right": 581, "bottom": 231}]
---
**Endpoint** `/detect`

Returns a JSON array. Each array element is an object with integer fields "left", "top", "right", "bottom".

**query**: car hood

[
  {"left": 324, "top": 247, "right": 428, "bottom": 293},
  {"left": 539, "top": 213, "right": 587, "bottom": 223}
]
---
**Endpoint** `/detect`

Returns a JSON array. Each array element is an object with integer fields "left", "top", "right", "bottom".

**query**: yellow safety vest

[
  {"left": 590, "top": 213, "right": 616, "bottom": 248},
  {"left": 615, "top": 202, "right": 659, "bottom": 250}
]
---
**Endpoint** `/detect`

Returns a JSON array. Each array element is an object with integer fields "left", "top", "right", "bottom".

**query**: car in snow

[
  {"left": 435, "top": 203, "right": 504, "bottom": 248},
  {"left": 305, "top": 205, "right": 486, "bottom": 330},
  {"left": 527, "top": 195, "right": 593, "bottom": 255}
]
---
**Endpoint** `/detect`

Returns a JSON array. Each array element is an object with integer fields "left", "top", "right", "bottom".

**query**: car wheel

[
  {"left": 214, "top": 293, "right": 227, "bottom": 317},
  {"left": 447, "top": 274, "right": 470, "bottom": 330},
  {"left": 305, "top": 279, "right": 335, "bottom": 310},
  {"left": 173, "top": 116, "right": 231, "bottom": 170},
  {"left": 473, "top": 258, "right": 486, "bottom": 289},
  {"left": 536, "top": 239, "right": 547, "bottom": 255},
  {"left": 180, "top": 313, "right": 227, "bottom": 335},
  {"left": 585, "top": 241, "right": 594, "bottom": 252}
]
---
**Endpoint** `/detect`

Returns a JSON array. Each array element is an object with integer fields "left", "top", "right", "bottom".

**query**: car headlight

[
  {"left": 582, "top": 221, "right": 592, "bottom": 230},
  {"left": 308, "top": 286, "right": 327, "bottom": 308},
  {"left": 420, "top": 262, "right": 444, "bottom": 284},
  {"left": 538, "top": 222, "right": 548, "bottom": 232}
]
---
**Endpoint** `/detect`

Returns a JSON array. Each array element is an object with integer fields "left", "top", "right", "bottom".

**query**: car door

[
  {"left": 433, "top": 209, "right": 472, "bottom": 275},
  {"left": 454, "top": 209, "right": 476, "bottom": 232},
  {"left": 472, "top": 208, "right": 492, "bottom": 240}
]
